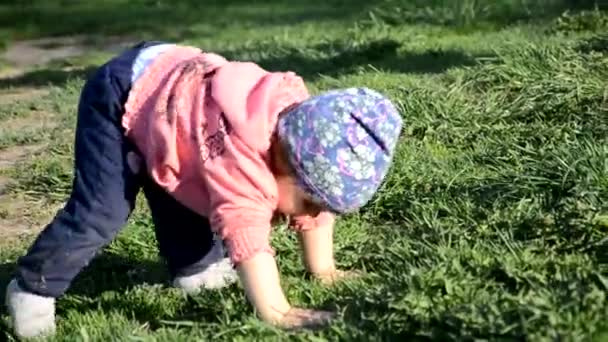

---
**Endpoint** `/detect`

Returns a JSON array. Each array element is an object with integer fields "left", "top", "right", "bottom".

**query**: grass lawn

[{"left": 0, "top": 0, "right": 607, "bottom": 340}]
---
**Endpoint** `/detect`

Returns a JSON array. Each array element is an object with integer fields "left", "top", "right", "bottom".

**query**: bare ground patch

[
  {"left": 0, "top": 193, "right": 61, "bottom": 244},
  {"left": 2, "top": 35, "right": 136, "bottom": 69},
  {"left": 1, "top": 108, "right": 56, "bottom": 133},
  {"left": 0, "top": 34, "right": 133, "bottom": 243},
  {"left": 0, "top": 87, "right": 49, "bottom": 106},
  {"left": 0, "top": 88, "right": 59, "bottom": 243},
  {"left": 0, "top": 144, "right": 61, "bottom": 243}
]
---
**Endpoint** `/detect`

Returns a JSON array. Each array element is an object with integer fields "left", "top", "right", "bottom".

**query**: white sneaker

[
  {"left": 173, "top": 237, "right": 238, "bottom": 294},
  {"left": 5, "top": 278, "right": 56, "bottom": 339}
]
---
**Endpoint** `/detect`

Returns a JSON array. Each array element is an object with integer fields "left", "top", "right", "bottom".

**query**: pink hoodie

[{"left": 123, "top": 45, "right": 333, "bottom": 264}]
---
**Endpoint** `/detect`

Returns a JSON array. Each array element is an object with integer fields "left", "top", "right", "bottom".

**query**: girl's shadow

[{"left": 0, "top": 252, "right": 169, "bottom": 307}]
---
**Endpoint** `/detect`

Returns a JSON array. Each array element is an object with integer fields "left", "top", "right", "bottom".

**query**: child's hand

[
  {"left": 314, "top": 268, "right": 361, "bottom": 286},
  {"left": 237, "top": 252, "right": 336, "bottom": 330},
  {"left": 276, "top": 307, "right": 335, "bottom": 330}
]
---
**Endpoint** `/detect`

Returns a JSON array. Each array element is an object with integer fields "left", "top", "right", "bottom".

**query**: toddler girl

[{"left": 5, "top": 41, "right": 402, "bottom": 338}]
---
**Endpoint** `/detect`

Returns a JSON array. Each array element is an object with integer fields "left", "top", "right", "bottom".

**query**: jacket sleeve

[
  {"left": 203, "top": 61, "right": 310, "bottom": 265},
  {"left": 203, "top": 133, "right": 278, "bottom": 265}
]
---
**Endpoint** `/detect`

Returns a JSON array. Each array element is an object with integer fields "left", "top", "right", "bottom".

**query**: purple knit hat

[{"left": 277, "top": 87, "right": 402, "bottom": 213}]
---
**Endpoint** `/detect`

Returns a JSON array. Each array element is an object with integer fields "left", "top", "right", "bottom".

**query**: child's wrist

[
  {"left": 236, "top": 251, "right": 292, "bottom": 323},
  {"left": 304, "top": 255, "right": 336, "bottom": 276},
  {"left": 289, "top": 211, "right": 335, "bottom": 232},
  {"left": 298, "top": 223, "right": 335, "bottom": 274}
]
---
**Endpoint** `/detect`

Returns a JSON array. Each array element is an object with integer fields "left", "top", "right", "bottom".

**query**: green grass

[{"left": 1, "top": 0, "right": 608, "bottom": 341}]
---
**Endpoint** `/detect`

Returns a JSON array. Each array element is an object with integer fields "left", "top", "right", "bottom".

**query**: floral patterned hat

[{"left": 277, "top": 87, "right": 403, "bottom": 213}]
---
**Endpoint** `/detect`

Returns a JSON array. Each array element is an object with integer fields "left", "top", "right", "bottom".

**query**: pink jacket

[{"left": 123, "top": 45, "right": 333, "bottom": 264}]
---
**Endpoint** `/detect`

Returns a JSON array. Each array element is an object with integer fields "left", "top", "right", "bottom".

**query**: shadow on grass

[
  {"left": 0, "top": 39, "right": 493, "bottom": 89},
  {"left": 0, "top": 0, "right": 380, "bottom": 42},
  {"left": 0, "top": 235, "right": 239, "bottom": 336},
  {"left": 325, "top": 278, "right": 527, "bottom": 341},
  {"left": 0, "top": 252, "right": 168, "bottom": 307},
  {"left": 0, "top": 66, "right": 97, "bottom": 89},
  {"left": 365, "top": 173, "right": 608, "bottom": 265},
  {"left": 0, "top": 252, "right": 170, "bottom": 338},
  {"left": 226, "top": 39, "right": 495, "bottom": 80},
  {"left": 0, "top": 261, "right": 15, "bottom": 308},
  {"left": 2, "top": 0, "right": 603, "bottom": 43},
  {"left": 69, "top": 253, "right": 169, "bottom": 297},
  {"left": 577, "top": 34, "right": 608, "bottom": 54},
  {"left": 0, "top": 262, "right": 16, "bottom": 340},
  {"left": 66, "top": 287, "right": 242, "bottom": 333},
  {"left": 365, "top": 0, "right": 606, "bottom": 30}
]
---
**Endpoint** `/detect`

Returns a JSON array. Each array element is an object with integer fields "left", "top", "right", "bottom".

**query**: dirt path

[
  {"left": 0, "top": 90, "right": 58, "bottom": 243},
  {"left": 0, "top": 35, "right": 136, "bottom": 243},
  {"left": 0, "top": 144, "right": 50, "bottom": 243},
  {"left": 2, "top": 35, "right": 136, "bottom": 68}
]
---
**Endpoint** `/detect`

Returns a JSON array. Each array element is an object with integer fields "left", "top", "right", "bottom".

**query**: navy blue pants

[{"left": 15, "top": 42, "right": 216, "bottom": 298}]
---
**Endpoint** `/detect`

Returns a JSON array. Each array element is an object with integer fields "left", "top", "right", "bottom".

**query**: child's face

[
  {"left": 275, "top": 173, "right": 324, "bottom": 217},
  {"left": 271, "top": 135, "right": 325, "bottom": 217}
]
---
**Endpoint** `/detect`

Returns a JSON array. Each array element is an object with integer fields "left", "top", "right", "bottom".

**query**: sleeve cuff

[
  {"left": 223, "top": 225, "right": 274, "bottom": 265},
  {"left": 289, "top": 211, "right": 335, "bottom": 232}
]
